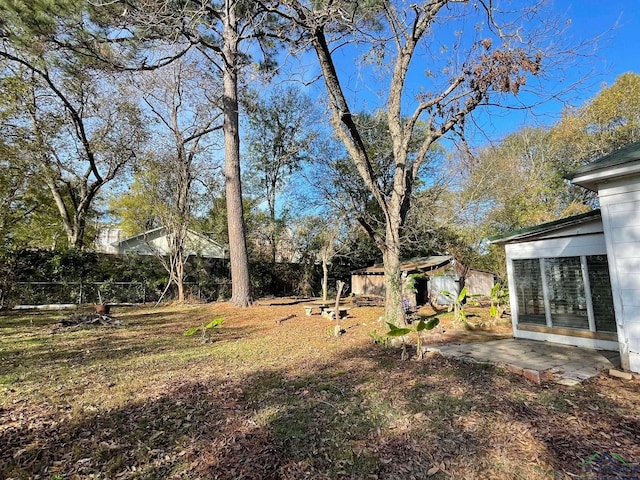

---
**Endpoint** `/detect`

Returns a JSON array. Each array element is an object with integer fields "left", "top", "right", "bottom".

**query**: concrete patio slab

[{"left": 426, "top": 338, "right": 620, "bottom": 386}]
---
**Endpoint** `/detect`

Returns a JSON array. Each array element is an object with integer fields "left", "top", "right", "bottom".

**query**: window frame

[{"left": 512, "top": 255, "right": 616, "bottom": 334}]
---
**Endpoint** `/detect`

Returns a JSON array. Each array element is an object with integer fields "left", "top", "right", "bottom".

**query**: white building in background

[
  {"left": 95, "top": 226, "right": 227, "bottom": 259},
  {"left": 95, "top": 225, "right": 124, "bottom": 254}
]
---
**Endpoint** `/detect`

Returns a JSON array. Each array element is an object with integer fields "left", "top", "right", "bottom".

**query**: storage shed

[
  {"left": 491, "top": 140, "right": 640, "bottom": 373},
  {"left": 351, "top": 255, "right": 494, "bottom": 306}
]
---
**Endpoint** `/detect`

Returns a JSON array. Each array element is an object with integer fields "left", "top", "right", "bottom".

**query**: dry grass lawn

[{"left": 1, "top": 300, "right": 639, "bottom": 479}]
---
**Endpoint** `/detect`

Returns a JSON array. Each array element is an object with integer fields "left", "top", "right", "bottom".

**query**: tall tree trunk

[
  {"left": 176, "top": 252, "right": 185, "bottom": 302},
  {"left": 223, "top": 0, "right": 252, "bottom": 307},
  {"left": 270, "top": 225, "right": 277, "bottom": 264},
  {"left": 268, "top": 184, "right": 277, "bottom": 264},
  {"left": 45, "top": 177, "right": 87, "bottom": 250},
  {"left": 383, "top": 212, "right": 407, "bottom": 327},
  {"left": 70, "top": 215, "right": 85, "bottom": 250},
  {"left": 175, "top": 150, "right": 189, "bottom": 304},
  {"left": 321, "top": 256, "right": 329, "bottom": 302}
]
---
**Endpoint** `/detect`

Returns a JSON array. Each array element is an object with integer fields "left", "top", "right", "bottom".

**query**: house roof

[
  {"left": 566, "top": 140, "right": 640, "bottom": 191},
  {"left": 352, "top": 255, "right": 452, "bottom": 275},
  {"left": 488, "top": 209, "right": 601, "bottom": 245},
  {"left": 112, "top": 226, "right": 227, "bottom": 258},
  {"left": 112, "top": 226, "right": 165, "bottom": 245}
]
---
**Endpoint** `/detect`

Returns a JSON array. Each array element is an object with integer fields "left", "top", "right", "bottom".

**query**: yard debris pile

[{"left": 59, "top": 312, "right": 123, "bottom": 328}]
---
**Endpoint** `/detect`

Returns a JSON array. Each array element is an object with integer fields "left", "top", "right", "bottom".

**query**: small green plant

[
  {"left": 368, "top": 329, "right": 389, "bottom": 346},
  {"left": 404, "top": 272, "right": 424, "bottom": 294},
  {"left": 184, "top": 317, "right": 224, "bottom": 343},
  {"left": 489, "top": 282, "right": 509, "bottom": 319},
  {"left": 440, "top": 286, "right": 479, "bottom": 323},
  {"left": 386, "top": 317, "right": 439, "bottom": 360}
]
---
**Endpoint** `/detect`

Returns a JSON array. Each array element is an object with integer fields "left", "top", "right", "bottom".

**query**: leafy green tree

[
  {"left": 109, "top": 169, "right": 161, "bottom": 238},
  {"left": 0, "top": 143, "right": 39, "bottom": 243},
  {"left": 551, "top": 72, "right": 640, "bottom": 205},
  {"left": 0, "top": 10, "right": 147, "bottom": 249},
  {"left": 194, "top": 196, "right": 233, "bottom": 248},
  {"left": 418, "top": 127, "right": 582, "bottom": 277},
  {"left": 439, "top": 75, "right": 640, "bottom": 276},
  {"left": 465, "top": 73, "right": 640, "bottom": 276},
  {"left": 244, "top": 85, "right": 319, "bottom": 263},
  {"left": 195, "top": 194, "right": 264, "bottom": 261},
  {"left": 461, "top": 128, "right": 577, "bottom": 233}
]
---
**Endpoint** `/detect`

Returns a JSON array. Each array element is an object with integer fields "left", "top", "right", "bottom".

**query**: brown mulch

[{"left": 1, "top": 300, "right": 639, "bottom": 479}]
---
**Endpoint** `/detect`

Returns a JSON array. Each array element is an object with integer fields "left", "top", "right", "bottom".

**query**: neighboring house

[
  {"left": 351, "top": 255, "right": 495, "bottom": 307},
  {"left": 109, "top": 226, "right": 227, "bottom": 259},
  {"left": 95, "top": 225, "right": 125, "bottom": 254},
  {"left": 490, "top": 140, "right": 640, "bottom": 373}
]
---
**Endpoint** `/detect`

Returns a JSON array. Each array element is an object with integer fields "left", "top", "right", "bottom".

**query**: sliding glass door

[{"left": 512, "top": 255, "right": 615, "bottom": 333}]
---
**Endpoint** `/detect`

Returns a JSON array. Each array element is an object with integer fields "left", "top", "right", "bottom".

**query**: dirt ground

[{"left": 1, "top": 299, "right": 639, "bottom": 479}]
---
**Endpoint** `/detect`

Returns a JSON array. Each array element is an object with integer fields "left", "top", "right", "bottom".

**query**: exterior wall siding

[
  {"left": 466, "top": 271, "right": 495, "bottom": 297},
  {"left": 505, "top": 234, "right": 607, "bottom": 259},
  {"left": 598, "top": 174, "right": 640, "bottom": 372},
  {"left": 351, "top": 274, "right": 385, "bottom": 296}
]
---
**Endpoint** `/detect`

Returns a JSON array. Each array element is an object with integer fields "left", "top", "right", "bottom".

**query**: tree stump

[{"left": 95, "top": 304, "right": 110, "bottom": 315}]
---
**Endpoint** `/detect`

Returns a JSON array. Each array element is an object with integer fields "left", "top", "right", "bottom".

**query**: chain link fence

[{"left": 10, "top": 281, "right": 230, "bottom": 306}]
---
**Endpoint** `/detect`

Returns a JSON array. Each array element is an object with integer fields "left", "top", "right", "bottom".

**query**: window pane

[
  {"left": 513, "top": 259, "right": 546, "bottom": 325},
  {"left": 587, "top": 255, "right": 616, "bottom": 333},
  {"left": 544, "top": 257, "right": 589, "bottom": 330}
]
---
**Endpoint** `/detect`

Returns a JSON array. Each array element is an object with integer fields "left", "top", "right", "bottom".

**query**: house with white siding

[
  {"left": 109, "top": 226, "right": 227, "bottom": 259},
  {"left": 491, "top": 141, "right": 640, "bottom": 373}
]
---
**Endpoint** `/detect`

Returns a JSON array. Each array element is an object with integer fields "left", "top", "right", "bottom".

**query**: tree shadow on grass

[
  {"left": 1, "top": 347, "right": 488, "bottom": 479},
  {"left": 0, "top": 308, "right": 258, "bottom": 381},
  {"left": 375, "top": 348, "right": 640, "bottom": 477},
  {"left": 1, "top": 334, "right": 639, "bottom": 479}
]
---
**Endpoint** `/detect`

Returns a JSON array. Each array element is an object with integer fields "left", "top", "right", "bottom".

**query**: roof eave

[
  {"left": 568, "top": 163, "right": 640, "bottom": 191},
  {"left": 488, "top": 210, "right": 601, "bottom": 245},
  {"left": 351, "top": 256, "right": 453, "bottom": 275}
]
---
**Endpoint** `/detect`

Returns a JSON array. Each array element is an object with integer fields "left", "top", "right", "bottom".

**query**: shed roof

[
  {"left": 352, "top": 255, "right": 452, "bottom": 275},
  {"left": 566, "top": 141, "right": 640, "bottom": 191},
  {"left": 488, "top": 209, "right": 601, "bottom": 245}
]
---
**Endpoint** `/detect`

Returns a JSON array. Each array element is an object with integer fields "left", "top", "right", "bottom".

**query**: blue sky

[
  {"left": 291, "top": 1, "right": 638, "bottom": 148},
  {"left": 461, "top": 0, "right": 638, "bottom": 143},
  {"left": 495, "top": 0, "right": 638, "bottom": 137},
  {"left": 448, "top": 0, "right": 638, "bottom": 144},
  {"left": 252, "top": 1, "right": 639, "bottom": 217},
  {"left": 565, "top": 0, "right": 636, "bottom": 82}
]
